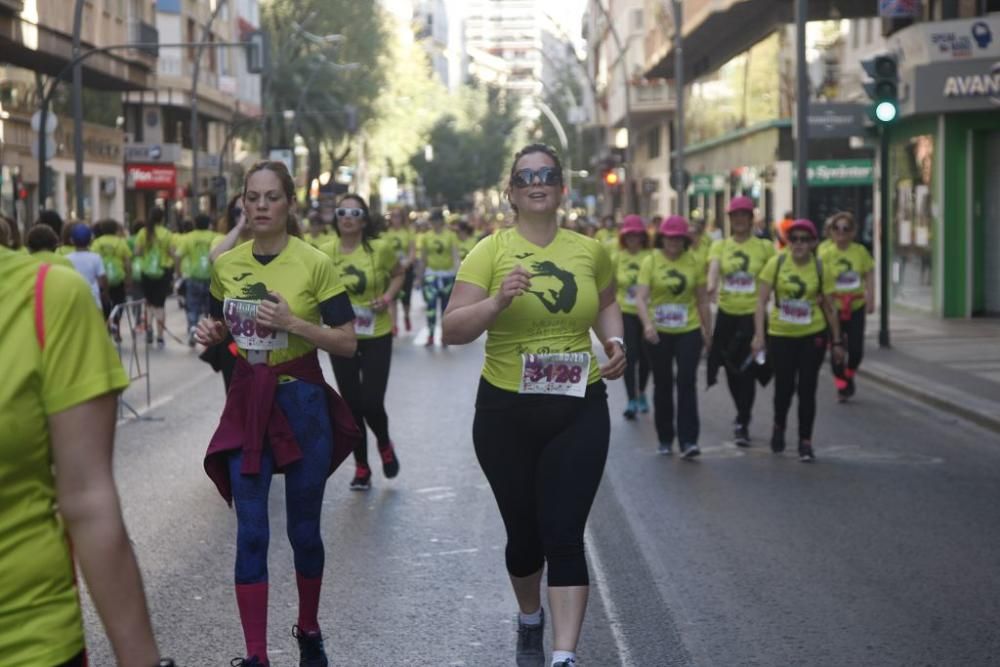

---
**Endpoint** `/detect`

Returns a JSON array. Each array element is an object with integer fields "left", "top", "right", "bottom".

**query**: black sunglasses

[
  {"left": 788, "top": 234, "right": 813, "bottom": 244},
  {"left": 336, "top": 207, "right": 364, "bottom": 218},
  {"left": 511, "top": 167, "right": 562, "bottom": 188}
]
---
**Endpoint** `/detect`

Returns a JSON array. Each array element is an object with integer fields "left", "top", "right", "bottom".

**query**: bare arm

[
  {"left": 442, "top": 265, "right": 533, "bottom": 345},
  {"left": 374, "top": 263, "right": 405, "bottom": 312},
  {"left": 706, "top": 258, "right": 721, "bottom": 302},
  {"left": 696, "top": 284, "right": 712, "bottom": 344},
  {"left": 751, "top": 282, "right": 772, "bottom": 355},
  {"left": 592, "top": 283, "right": 626, "bottom": 380},
  {"left": 50, "top": 393, "right": 161, "bottom": 667},
  {"left": 256, "top": 292, "right": 357, "bottom": 358},
  {"left": 864, "top": 268, "right": 876, "bottom": 314},
  {"left": 818, "top": 294, "right": 843, "bottom": 344},
  {"left": 210, "top": 213, "right": 247, "bottom": 262}
]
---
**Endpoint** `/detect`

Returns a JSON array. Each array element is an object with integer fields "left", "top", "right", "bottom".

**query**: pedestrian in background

[
  {"left": 66, "top": 223, "right": 108, "bottom": 311},
  {"left": 134, "top": 206, "right": 175, "bottom": 347},
  {"left": 443, "top": 143, "right": 625, "bottom": 667},
  {"left": 418, "top": 207, "right": 460, "bottom": 347},
  {"left": 25, "top": 223, "right": 74, "bottom": 268},
  {"left": 706, "top": 196, "right": 775, "bottom": 447},
  {"left": 196, "top": 160, "right": 360, "bottom": 667},
  {"left": 321, "top": 193, "right": 404, "bottom": 491},
  {"left": 92, "top": 219, "right": 133, "bottom": 338},
  {"left": 614, "top": 214, "right": 652, "bottom": 420},
  {"left": 1, "top": 245, "right": 167, "bottom": 667},
  {"left": 752, "top": 219, "right": 844, "bottom": 462},
  {"left": 174, "top": 213, "right": 219, "bottom": 347},
  {"left": 818, "top": 212, "right": 875, "bottom": 402},
  {"left": 635, "top": 216, "right": 712, "bottom": 458}
]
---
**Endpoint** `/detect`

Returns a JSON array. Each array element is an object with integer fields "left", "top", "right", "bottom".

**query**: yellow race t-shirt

[
  {"left": 134, "top": 225, "right": 175, "bottom": 275},
  {"left": 211, "top": 236, "right": 347, "bottom": 365},
  {"left": 612, "top": 248, "right": 649, "bottom": 316},
  {"left": 176, "top": 229, "right": 220, "bottom": 281},
  {"left": 458, "top": 235, "right": 478, "bottom": 261},
  {"left": 709, "top": 236, "right": 776, "bottom": 315},
  {"left": 0, "top": 248, "right": 129, "bottom": 667},
  {"left": 320, "top": 237, "right": 398, "bottom": 339},
  {"left": 383, "top": 227, "right": 414, "bottom": 262},
  {"left": 638, "top": 250, "right": 705, "bottom": 334},
  {"left": 29, "top": 250, "right": 75, "bottom": 269},
  {"left": 423, "top": 229, "right": 459, "bottom": 271},
  {"left": 595, "top": 228, "right": 616, "bottom": 246},
  {"left": 818, "top": 242, "right": 874, "bottom": 310},
  {"left": 760, "top": 253, "right": 837, "bottom": 337},
  {"left": 91, "top": 234, "right": 132, "bottom": 286},
  {"left": 456, "top": 227, "right": 613, "bottom": 392}
]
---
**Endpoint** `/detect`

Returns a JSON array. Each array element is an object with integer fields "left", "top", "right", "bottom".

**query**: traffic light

[
  {"left": 861, "top": 54, "right": 899, "bottom": 124},
  {"left": 603, "top": 170, "right": 620, "bottom": 187},
  {"left": 245, "top": 30, "right": 270, "bottom": 75}
]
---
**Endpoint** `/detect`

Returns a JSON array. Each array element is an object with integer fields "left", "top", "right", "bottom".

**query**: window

[{"left": 647, "top": 126, "right": 661, "bottom": 159}]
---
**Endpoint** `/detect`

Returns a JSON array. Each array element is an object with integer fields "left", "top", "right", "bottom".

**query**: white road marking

[{"left": 585, "top": 529, "right": 637, "bottom": 667}]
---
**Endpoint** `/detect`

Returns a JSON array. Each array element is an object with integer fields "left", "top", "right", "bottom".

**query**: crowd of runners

[{"left": 0, "top": 140, "right": 876, "bottom": 667}]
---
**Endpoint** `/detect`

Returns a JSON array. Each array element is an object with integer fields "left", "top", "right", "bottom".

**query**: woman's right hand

[
  {"left": 195, "top": 317, "right": 226, "bottom": 346},
  {"left": 493, "top": 265, "right": 533, "bottom": 310},
  {"left": 643, "top": 323, "right": 659, "bottom": 345},
  {"left": 750, "top": 333, "right": 766, "bottom": 358}
]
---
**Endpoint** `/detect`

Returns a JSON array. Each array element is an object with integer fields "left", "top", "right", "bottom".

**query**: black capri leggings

[
  {"left": 331, "top": 334, "right": 393, "bottom": 466},
  {"left": 711, "top": 310, "right": 757, "bottom": 428},
  {"left": 140, "top": 274, "right": 172, "bottom": 308},
  {"left": 769, "top": 332, "right": 828, "bottom": 441},
  {"left": 398, "top": 266, "right": 415, "bottom": 310},
  {"left": 622, "top": 313, "right": 650, "bottom": 401},
  {"left": 473, "top": 378, "right": 610, "bottom": 587}
]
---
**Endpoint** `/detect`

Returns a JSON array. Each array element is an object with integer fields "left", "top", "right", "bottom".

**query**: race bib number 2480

[{"left": 519, "top": 352, "right": 590, "bottom": 398}]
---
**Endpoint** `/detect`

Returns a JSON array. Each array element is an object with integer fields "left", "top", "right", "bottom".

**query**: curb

[{"left": 857, "top": 363, "right": 1000, "bottom": 435}]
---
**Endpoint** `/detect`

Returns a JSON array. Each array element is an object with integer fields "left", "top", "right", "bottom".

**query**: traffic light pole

[
  {"left": 878, "top": 126, "right": 891, "bottom": 348},
  {"left": 672, "top": 0, "right": 685, "bottom": 217}
]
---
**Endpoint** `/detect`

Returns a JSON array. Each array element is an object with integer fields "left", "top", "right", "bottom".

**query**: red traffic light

[{"left": 604, "top": 171, "right": 620, "bottom": 186}]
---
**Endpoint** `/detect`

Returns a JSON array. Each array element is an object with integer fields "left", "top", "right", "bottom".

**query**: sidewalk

[{"left": 859, "top": 311, "right": 1000, "bottom": 433}]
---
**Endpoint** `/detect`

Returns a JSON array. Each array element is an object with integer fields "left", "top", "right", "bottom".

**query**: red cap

[
  {"left": 659, "top": 215, "right": 689, "bottom": 237},
  {"left": 620, "top": 214, "right": 646, "bottom": 236},
  {"left": 786, "top": 218, "right": 818, "bottom": 238},
  {"left": 727, "top": 196, "right": 754, "bottom": 214}
]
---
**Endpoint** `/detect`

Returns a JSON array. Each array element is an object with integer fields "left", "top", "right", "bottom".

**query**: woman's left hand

[
  {"left": 256, "top": 292, "right": 295, "bottom": 332},
  {"left": 371, "top": 295, "right": 390, "bottom": 313},
  {"left": 600, "top": 339, "right": 627, "bottom": 380},
  {"left": 831, "top": 342, "right": 846, "bottom": 365}
]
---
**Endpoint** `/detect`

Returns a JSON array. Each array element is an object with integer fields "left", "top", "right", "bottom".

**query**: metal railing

[{"left": 108, "top": 299, "right": 152, "bottom": 421}]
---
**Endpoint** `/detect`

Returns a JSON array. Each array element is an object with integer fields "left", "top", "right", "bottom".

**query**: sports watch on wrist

[{"left": 607, "top": 336, "right": 627, "bottom": 354}]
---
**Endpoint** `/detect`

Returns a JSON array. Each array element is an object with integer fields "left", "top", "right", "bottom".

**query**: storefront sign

[
  {"left": 126, "top": 164, "right": 177, "bottom": 190},
  {"left": 793, "top": 160, "right": 873, "bottom": 187},
  {"left": 879, "top": 0, "right": 919, "bottom": 18},
  {"left": 691, "top": 174, "right": 715, "bottom": 194},
  {"left": 890, "top": 16, "right": 999, "bottom": 67},
  {"left": 123, "top": 143, "right": 181, "bottom": 163},
  {"left": 913, "top": 58, "right": 1000, "bottom": 113},
  {"left": 807, "top": 103, "right": 867, "bottom": 139}
]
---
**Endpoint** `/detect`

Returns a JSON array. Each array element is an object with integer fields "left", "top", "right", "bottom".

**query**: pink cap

[
  {"left": 727, "top": 196, "right": 754, "bottom": 213},
  {"left": 659, "top": 215, "right": 689, "bottom": 237},
  {"left": 619, "top": 214, "right": 646, "bottom": 236},
  {"left": 787, "top": 218, "right": 818, "bottom": 238}
]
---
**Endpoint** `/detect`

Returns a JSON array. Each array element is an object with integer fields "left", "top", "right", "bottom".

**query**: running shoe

[
  {"left": 230, "top": 657, "right": 266, "bottom": 667},
  {"left": 770, "top": 427, "right": 786, "bottom": 453},
  {"left": 657, "top": 442, "right": 673, "bottom": 456},
  {"left": 293, "top": 625, "right": 328, "bottom": 667},
  {"left": 349, "top": 464, "right": 372, "bottom": 491},
  {"left": 623, "top": 399, "right": 637, "bottom": 420},
  {"left": 378, "top": 441, "right": 400, "bottom": 479},
  {"left": 681, "top": 443, "right": 700, "bottom": 460},
  {"left": 733, "top": 423, "right": 751, "bottom": 447},
  {"left": 798, "top": 441, "right": 815, "bottom": 463},
  {"left": 156, "top": 337, "right": 165, "bottom": 349},
  {"left": 188, "top": 327, "right": 196, "bottom": 348},
  {"left": 637, "top": 394, "right": 650, "bottom": 413},
  {"left": 552, "top": 660, "right": 577, "bottom": 667},
  {"left": 845, "top": 377, "right": 856, "bottom": 398},
  {"left": 515, "top": 608, "right": 545, "bottom": 667}
]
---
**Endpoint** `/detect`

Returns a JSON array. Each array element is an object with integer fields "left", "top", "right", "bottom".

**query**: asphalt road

[{"left": 82, "top": 303, "right": 1000, "bottom": 666}]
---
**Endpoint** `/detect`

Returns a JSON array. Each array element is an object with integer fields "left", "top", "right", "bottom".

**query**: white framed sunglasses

[{"left": 336, "top": 207, "right": 364, "bottom": 218}]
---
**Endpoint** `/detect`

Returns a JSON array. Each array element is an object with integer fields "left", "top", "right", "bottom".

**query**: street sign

[
  {"left": 30, "top": 111, "right": 58, "bottom": 134},
  {"left": 669, "top": 169, "right": 691, "bottom": 192},
  {"left": 807, "top": 103, "right": 868, "bottom": 138}
]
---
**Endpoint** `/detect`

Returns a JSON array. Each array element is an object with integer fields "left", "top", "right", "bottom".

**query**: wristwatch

[{"left": 607, "top": 336, "right": 627, "bottom": 355}]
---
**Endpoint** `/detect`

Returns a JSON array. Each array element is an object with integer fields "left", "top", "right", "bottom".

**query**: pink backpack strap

[{"left": 35, "top": 263, "right": 51, "bottom": 349}]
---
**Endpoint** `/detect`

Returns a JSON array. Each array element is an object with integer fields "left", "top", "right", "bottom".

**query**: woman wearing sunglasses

[
  {"left": 635, "top": 215, "right": 712, "bottom": 458},
  {"left": 706, "top": 196, "right": 776, "bottom": 446},
  {"left": 751, "top": 219, "right": 844, "bottom": 462},
  {"left": 321, "top": 195, "right": 405, "bottom": 490},
  {"left": 613, "top": 214, "right": 652, "bottom": 420},
  {"left": 443, "top": 143, "right": 626, "bottom": 667},
  {"left": 419, "top": 208, "right": 461, "bottom": 346},
  {"left": 195, "top": 160, "right": 360, "bottom": 667},
  {"left": 818, "top": 212, "right": 874, "bottom": 402}
]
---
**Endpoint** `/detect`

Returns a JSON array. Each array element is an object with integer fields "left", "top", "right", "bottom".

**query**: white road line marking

[
  {"left": 116, "top": 369, "right": 214, "bottom": 426},
  {"left": 585, "top": 529, "right": 637, "bottom": 667}
]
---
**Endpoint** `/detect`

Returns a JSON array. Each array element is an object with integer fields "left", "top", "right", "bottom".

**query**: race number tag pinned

[
  {"left": 723, "top": 272, "right": 755, "bottom": 294},
  {"left": 624, "top": 285, "right": 638, "bottom": 306},
  {"left": 778, "top": 299, "right": 812, "bottom": 325},
  {"left": 654, "top": 303, "right": 689, "bottom": 329},
  {"left": 836, "top": 271, "right": 862, "bottom": 291},
  {"left": 519, "top": 352, "right": 590, "bottom": 398},
  {"left": 353, "top": 305, "right": 375, "bottom": 336},
  {"left": 224, "top": 298, "right": 289, "bottom": 350}
]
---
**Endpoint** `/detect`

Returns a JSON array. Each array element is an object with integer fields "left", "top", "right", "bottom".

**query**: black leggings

[
  {"left": 331, "top": 334, "right": 393, "bottom": 466},
  {"left": 622, "top": 313, "right": 650, "bottom": 401},
  {"left": 712, "top": 311, "right": 757, "bottom": 427},
  {"left": 56, "top": 651, "right": 85, "bottom": 667},
  {"left": 473, "top": 378, "right": 609, "bottom": 587},
  {"left": 839, "top": 307, "right": 866, "bottom": 371},
  {"left": 398, "top": 266, "right": 415, "bottom": 310},
  {"left": 769, "top": 332, "right": 828, "bottom": 441},
  {"left": 646, "top": 329, "right": 702, "bottom": 445}
]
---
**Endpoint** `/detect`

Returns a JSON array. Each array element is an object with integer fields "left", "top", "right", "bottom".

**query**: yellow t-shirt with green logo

[
  {"left": 612, "top": 248, "right": 649, "bottom": 316},
  {"left": 690, "top": 238, "right": 711, "bottom": 274},
  {"left": 818, "top": 242, "right": 874, "bottom": 310},
  {"left": 135, "top": 225, "right": 175, "bottom": 275},
  {"left": 760, "top": 254, "right": 837, "bottom": 337},
  {"left": 423, "top": 229, "right": 459, "bottom": 271},
  {"left": 29, "top": 249, "right": 75, "bottom": 269},
  {"left": 91, "top": 234, "right": 132, "bottom": 286},
  {"left": 458, "top": 235, "right": 478, "bottom": 261},
  {"left": 176, "top": 229, "right": 220, "bottom": 281},
  {"left": 211, "top": 236, "right": 347, "bottom": 365},
  {"left": 0, "top": 248, "right": 129, "bottom": 666},
  {"left": 637, "top": 250, "right": 705, "bottom": 334},
  {"left": 320, "top": 237, "right": 397, "bottom": 339},
  {"left": 456, "top": 227, "right": 613, "bottom": 392},
  {"left": 709, "top": 236, "right": 776, "bottom": 315},
  {"left": 383, "top": 228, "right": 414, "bottom": 262}
]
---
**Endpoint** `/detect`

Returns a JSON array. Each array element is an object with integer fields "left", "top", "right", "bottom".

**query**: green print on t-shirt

[
  {"left": 665, "top": 268, "right": 687, "bottom": 296},
  {"left": 343, "top": 265, "right": 368, "bottom": 296},
  {"left": 241, "top": 282, "right": 270, "bottom": 300},
  {"left": 527, "top": 260, "right": 577, "bottom": 314},
  {"left": 731, "top": 250, "right": 750, "bottom": 273}
]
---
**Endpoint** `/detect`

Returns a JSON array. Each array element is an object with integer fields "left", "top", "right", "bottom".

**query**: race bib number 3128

[
  {"left": 224, "top": 298, "right": 289, "bottom": 350},
  {"left": 519, "top": 352, "right": 590, "bottom": 398}
]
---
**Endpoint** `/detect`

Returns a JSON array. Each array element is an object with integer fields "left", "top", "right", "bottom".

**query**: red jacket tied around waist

[{"left": 204, "top": 351, "right": 361, "bottom": 504}]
